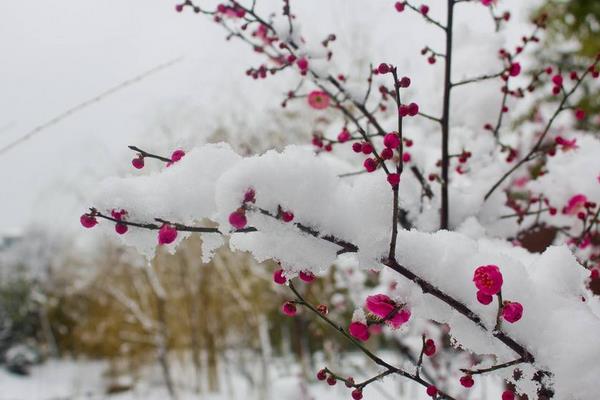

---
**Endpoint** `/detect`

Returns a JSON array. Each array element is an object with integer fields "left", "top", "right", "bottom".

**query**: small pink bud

[
  {"left": 423, "top": 339, "right": 436, "bottom": 356},
  {"left": 281, "top": 210, "right": 294, "bottom": 222},
  {"left": 387, "top": 173, "right": 400, "bottom": 187},
  {"left": 426, "top": 385, "right": 437, "bottom": 397},
  {"left": 476, "top": 290, "right": 493, "bottom": 305},
  {"left": 244, "top": 188, "right": 256, "bottom": 203},
  {"left": 502, "top": 390, "right": 515, "bottom": 400},
  {"left": 381, "top": 148, "right": 394, "bottom": 160},
  {"left": 132, "top": 156, "right": 144, "bottom": 169},
  {"left": 337, "top": 129, "right": 351, "bottom": 143},
  {"left": 317, "top": 304, "right": 328, "bottom": 315},
  {"left": 383, "top": 133, "right": 400, "bottom": 149},
  {"left": 299, "top": 271, "right": 316, "bottom": 283},
  {"left": 394, "top": 2, "right": 405, "bottom": 12},
  {"left": 575, "top": 109, "right": 586, "bottom": 120},
  {"left": 363, "top": 158, "right": 377, "bottom": 172},
  {"left": 282, "top": 301, "right": 297, "bottom": 316},
  {"left": 460, "top": 375, "right": 474, "bottom": 388},
  {"left": 551, "top": 74, "right": 563, "bottom": 86},
  {"left": 158, "top": 224, "right": 177, "bottom": 245},
  {"left": 171, "top": 149, "right": 185, "bottom": 162},
  {"left": 80, "top": 214, "right": 98, "bottom": 229},
  {"left": 115, "top": 223, "right": 128, "bottom": 235},
  {"left": 407, "top": 102, "right": 419, "bottom": 116},
  {"left": 351, "top": 389, "right": 363, "bottom": 400},
  {"left": 377, "top": 63, "right": 391, "bottom": 74},
  {"left": 273, "top": 269, "right": 287, "bottom": 285},
  {"left": 326, "top": 375, "right": 337, "bottom": 386},
  {"left": 502, "top": 301, "right": 523, "bottom": 323},
  {"left": 316, "top": 369, "right": 327, "bottom": 380},
  {"left": 229, "top": 210, "right": 247, "bottom": 229},
  {"left": 296, "top": 57, "right": 309, "bottom": 71},
  {"left": 361, "top": 142, "right": 374, "bottom": 154},
  {"left": 420, "top": 4, "right": 429, "bottom": 15},
  {"left": 508, "top": 62, "right": 521, "bottom": 77}
]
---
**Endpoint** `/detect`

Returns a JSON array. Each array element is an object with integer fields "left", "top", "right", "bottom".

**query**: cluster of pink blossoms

[
  {"left": 473, "top": 265, "right": 523, "bottom": 323},
  {"left": 348, "top": 294, "right": 411, "bottom": 342}
]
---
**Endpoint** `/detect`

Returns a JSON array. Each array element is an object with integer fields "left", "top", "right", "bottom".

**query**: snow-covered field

[{"left": 0, "top": 353, "right": 506, "bottom": 400}]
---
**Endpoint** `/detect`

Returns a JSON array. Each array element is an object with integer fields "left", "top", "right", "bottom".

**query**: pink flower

[
  {"left": 564, "top": 194, "right": 587, "bottom": 215},
  {"left": 365, "top": 294, "right": 411, "bottom": 328},
  {"left": 229, "top": 210, "right": 247, "bottom": 229},
  {"left": 473, "top": 265, "right": 503, "bottom": 296},
  {"left": 299, "top": 271, "right": 315, "bottom": 283},
  {"left": 80, "top": 214, "right": 98, "bottom": 228},
  {"left": 502, "top": 301, "right": 523, "bottom": 323},
  {"left": 349, "top": 322, "right": 370, "bottom": 341},
  {"left": 158, "top": 224, "right": 177, "bottom": 245},
  {"left": 307, "top": 91, "right": 330, "bottom": 110},
  {"left": 476, "top": 290, "right": 493, "bottom": 305},
  {"left": 281, "top": 301, "right": 297, "bottom": 316},
  {"left": 555, "top": 136, "right": 578, "bottom": 151}
]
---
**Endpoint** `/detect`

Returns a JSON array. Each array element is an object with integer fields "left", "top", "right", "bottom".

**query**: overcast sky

[{"left": 0, "top": 0, "right": 538, "bottom": 235}]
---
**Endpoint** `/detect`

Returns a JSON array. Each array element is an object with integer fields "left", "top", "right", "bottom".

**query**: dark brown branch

[
  {"left": 460, "top": 357, "right": 525, "bottom": 375},
  {"left": 128, "top": 146, "right": 172, "bottom": 163}
]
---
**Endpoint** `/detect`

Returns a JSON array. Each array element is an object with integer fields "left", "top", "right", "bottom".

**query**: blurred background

[{"left": 0, "top": 0, "right": 597, "bottom": 398}]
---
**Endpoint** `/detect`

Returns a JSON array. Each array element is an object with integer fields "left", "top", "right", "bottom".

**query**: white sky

[{"left": 0, "top": 0, "right": 537, "bottom": 235}]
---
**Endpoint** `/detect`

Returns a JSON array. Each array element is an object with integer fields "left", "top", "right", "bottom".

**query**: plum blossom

[
  {"left": 307, "top": 90, "right": 330, "bottom": 110},
  {"left": 563, "top": 194, "right": 587, "bottom": 215},
  {"left": 365, "top": 294, "right": 411, "bottom": 328},
  {"left": 473, "top": 265, "right": 503, "bottom": 296}
]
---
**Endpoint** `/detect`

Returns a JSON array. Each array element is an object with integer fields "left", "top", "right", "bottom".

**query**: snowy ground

[{"left": 0, "top": 354, "right": 505, "bottom": 400}]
